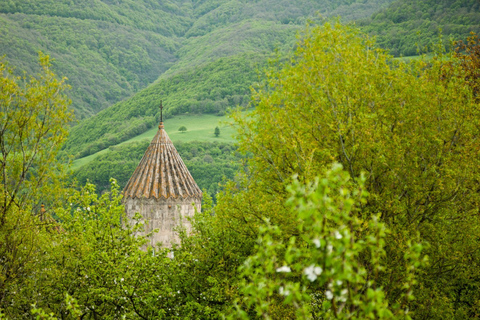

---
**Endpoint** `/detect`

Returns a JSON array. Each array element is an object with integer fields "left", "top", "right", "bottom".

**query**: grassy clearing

[
  {"left": 126, "top": 113, "right": 236, "bottom": 144},
  {"left": 71, "top": 113, "right": 237, "bottom": 170},
  {"left": 71, "top": 148, "right": 110, "bottom": 170}
]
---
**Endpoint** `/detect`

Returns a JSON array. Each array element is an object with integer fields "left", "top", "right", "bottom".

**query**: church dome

[{"left": 123, "top": 123, "right": 202, "bottom": 200}]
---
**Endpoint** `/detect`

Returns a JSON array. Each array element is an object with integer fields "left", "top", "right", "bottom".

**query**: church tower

[{"left": 123, "top": 103, "right": 202, "bottom": 247}]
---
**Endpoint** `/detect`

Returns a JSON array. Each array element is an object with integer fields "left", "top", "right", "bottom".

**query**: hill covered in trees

[
  {"left": 31, "top": 0, "right": 476, "bottom": 202},
  {"left": 358, "top": 0, "right": 480, "bottom": 56},
  {"left": 2, "top": 0, "right": 477, "bottom": 121},
  {"left": 61, "top": 53, "right": 263, "bottom": 159},
  {"left": 0, "top": 0, "right": 189, "bottom": 118},
  {"left": 0, "top": 0, "right": 394, "bottom": 119},
  {"left": 51, "top": 0, "right": 476, "bottom": 155}
]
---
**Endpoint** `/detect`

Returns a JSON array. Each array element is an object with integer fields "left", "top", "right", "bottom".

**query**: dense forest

[
  {"left": 0, "top": 0, "right": 394, "bottom": 118},
  {"left": 0, "top": 0, "right": 187, "bottom": 118},
  {"left": 2, "top": 0, "right": 477, "bottom": 119},
  {"left": 1, "top": 0, "right": 480, "bottom": 319},
  {"left": 358, "top": 0, "right": 480, "bottom": 56}
]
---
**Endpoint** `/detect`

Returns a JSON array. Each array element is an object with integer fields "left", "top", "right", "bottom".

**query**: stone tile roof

[{"left": 123, "top": 123, "right": 202, "bottom": 200}]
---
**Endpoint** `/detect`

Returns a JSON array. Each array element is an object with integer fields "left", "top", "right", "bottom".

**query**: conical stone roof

[{"left": 123, "top": 123, "right": 202, "bottom": 200}]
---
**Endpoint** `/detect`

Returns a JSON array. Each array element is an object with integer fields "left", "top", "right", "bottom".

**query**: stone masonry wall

[{"left": 124, "top": 197, "right": 201, "bottom": 247}]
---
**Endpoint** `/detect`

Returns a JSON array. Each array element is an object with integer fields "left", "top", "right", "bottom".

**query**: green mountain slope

[
  {"left": 165, "top": 19, "right": 297, "bottom": 77},
  {"left": 57, "top": 0, "right": 396, "bottom": 156},
  {"left": 0, "top": 14, "right": 179, "bottom": 118},
  {"left": 0, "top": 0, "right": 193, "bottom": 35},
  {"left": 358, "top": 0, "right": 480, "bottom": 56},
  {"left": 0, "top": 0, "right": 394, "bottom": 118},
  {"left": 165, "top": 0, "right": 394, "bottom": 76},
  {"left": 0, "top": 0, "right": 192, "bottom": 118},
  {"left": 62, "top": 53, "right": 263, "bottom": 158}
]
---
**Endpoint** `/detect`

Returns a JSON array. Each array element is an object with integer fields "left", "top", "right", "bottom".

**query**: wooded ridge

[{"left": 0, "top": 0, "right": 393, "bottom": 119}]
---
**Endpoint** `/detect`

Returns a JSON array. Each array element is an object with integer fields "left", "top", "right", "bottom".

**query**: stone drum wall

[{"left": 124, "top": 197, "right": 201, "bottom": 247}]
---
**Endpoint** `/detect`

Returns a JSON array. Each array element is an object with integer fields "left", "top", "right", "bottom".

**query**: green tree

[
  {"left": 453, "top": 32, "right": 480, "bottom": 100},
  {"left": 214, "top": 126, "right": 220, "bottom": 137},
  {"left": 0, "top": 54, "right": 73, "bottom": 313},
  {"left": 178, "top": 125, "right": 187, "bottom": 133},
  {"left": 0, "top": 53, "right": 73, "bottom": 225},
  {"left": 221, "top": 22, "right": 480, "bottom": 318},
  {"left": 39, "top": 180, "right": 152, "bottom": 318},
  {"left": 231, "top": 164, "right": 424, "bottom": 319}
]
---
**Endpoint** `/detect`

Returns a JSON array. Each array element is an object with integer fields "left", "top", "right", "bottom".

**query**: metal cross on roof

[{"left": 159, "top": 100, "right": 163, "bottom": 123}]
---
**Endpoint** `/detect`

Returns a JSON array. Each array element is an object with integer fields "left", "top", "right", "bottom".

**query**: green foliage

[
  {"left": 0, "top": 0, "right": 197, "bottom": 118},
  {"left": 11, "top": 180, "right": 251, "bottom": 319},
  {"left": 214, "top": 126, "right": 220, "bottom": 137},
  {"left": 1, "top": 0, "right": 475, "bottom": 122},
  {"left": 358, "top": 0, "right": 480, "bottom": 56},
  {"left": 4, "top": 178, "right": 176, "bottom": 319},
  {"left": 0, "top": 0, "right": 192, "bottom": 35},
  {"left": 170, "top": 19, "right": 299, "bottom": 77},
  {"left": 72, "top": 141, "right": 150, "bottom": 192},
  {"left": 164, "top": 191, "right": 256, "bottom": 318},
  {"left": 183, "top": 0, "right": 372, "bottom": 38},
  {"left": 453, "top": 32, "right": 480, "bottom": 100},
  {"left": 178, "top": 125, "right": 187, "bottom": 132},
  {"left": 232, "top": 164, "right": 425, "bottom": 319},
  {"left": 3, "top": 176, "right": 241, "bottom": 319},
  {"left": 31, "top": 294, "right": 81, "bottom": 320},
  {"left": 224, "top": 22, "right": 480, "bottom": 318},
  {"left": 37, "top": 179, "right": 149, "bottom": 318},
  {"left": 0, "top": 54, "right": 73, "bottom": 222},
  {"left": 0, "top": 54, "right": 73, "bottom": 316}
]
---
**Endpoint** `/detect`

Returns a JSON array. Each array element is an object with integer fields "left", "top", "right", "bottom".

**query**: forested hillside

[
  {"left": 0, "top": 0, "right": 190, "bottom": 118},
  {"left": 37, "top": 0, "right": 478, "bottom": 204},
  {"left": 159, "top": 0, "right": 394, "bottom": 77},
  {"left": 358, "top": 0, "right": 480, "bottom": 56},
  {"left": 0, "top": 0, "right": 393, "bottom": 118},
  {"left": 2, "top": 0, "right": 476, "bottom": 119},
  {"left": 55, "top": 0, "right": 398, "bottom": 158}
]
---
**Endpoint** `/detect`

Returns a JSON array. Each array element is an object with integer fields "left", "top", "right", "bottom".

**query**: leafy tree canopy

[
  {"left": 0, "top": 53, "right": 73, "bottom": 314},
  {"left": 219, "top": 21, "right": 480, "bottom": 318}
]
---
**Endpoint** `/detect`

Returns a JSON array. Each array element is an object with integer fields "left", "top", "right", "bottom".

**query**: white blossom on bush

[
  {"left": 304, "top": 264, "right": 322, "bottom": 282},
  {"left": 276, "top": 265, "right": 291, "bottom": 273}
]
